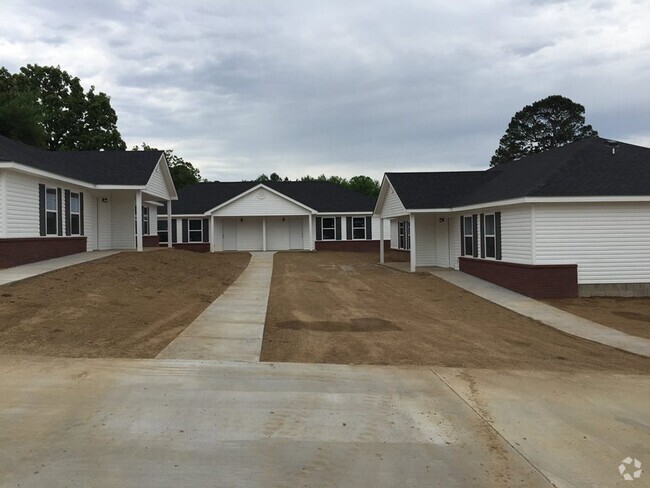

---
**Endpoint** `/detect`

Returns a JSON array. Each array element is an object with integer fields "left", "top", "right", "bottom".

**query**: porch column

[
  {"left": 308, "top": 214, "right": 314, "bottom": 251},
  {"left": 135, "top": 191, "right": 143, "bottom": 252},
  {"left": 409, "top": 213, "right": 416, "bottom": 272},
  {"left": 262, "top": 216, "right": 267, "bottom": 252},
  {"left": 210, "top": 216, "right": 216, "bottom": 252},
  {"left": 166, "top": 200, "right": 172, "bottom": 248},
  {"left": 379, "top": 217, "right": 385, "bottom": 264}
]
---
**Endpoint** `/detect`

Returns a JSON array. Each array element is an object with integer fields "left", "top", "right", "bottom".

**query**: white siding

[
  {"left": 370, "top": 217, "right": 390, "bottom": 241},
  {"left": 533, "top": 202, "right": 650, "bottom": 284},
  {"left": 500, "top": 205, "right": 533, "bottom": 264},
  {"left": 434, "top": 217, "right": 450, "bottom": 267},
  {"left": 236, "top": 217, "right": 263, "bottom": 250},
  {"left": 4, "top": 171, "right": 39, "bottom": 237},
  {"left": 144, "top": 161, "right": 173, "bottom": 200},
  {"left": 449, "top": 213, "right": 461, "bottom": 269},
  {"left": 213, "top": 187, "right": 311, "bottom": 217},
  {"left": 390, "top": 219, "right": 399, "bottom": 248},
  {"left": 414, "top": 213, "right": 436, "bottom": 266},
  {"left": 378, "top": 181, "right": 407, "bottom": 218},
  {"left": 84, "top": 195, "right": 96, "bottom": 251},
  {"left": 111, "top": 192, "right": 135, "bottom": 249},
  {"left": 0, "top": 170, "right": 5, "bottom": 237},
  {"left": 148, "top": 205, "right": 158, "bottom": 236},
  {"left": 267, "top": 217, "right": 290, "bottom": 250},
  {"left": 97, "top": 194, "right": 112, "bottom": 250}
]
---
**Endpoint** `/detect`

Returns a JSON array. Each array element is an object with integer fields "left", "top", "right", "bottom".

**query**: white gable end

[
  {"left": 376, "top": 179, "right": 407, "bottom": 218},
  {"left": 145, "top": 159, "right": 176, "bottom": 200},
  {"left": 212, "top": 187, "right": 312, "bottom": 217}
]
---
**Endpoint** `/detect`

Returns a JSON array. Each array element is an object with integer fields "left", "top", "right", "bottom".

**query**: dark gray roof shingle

[
  {"left": 170, "top": 181, "right": 376, "bottom": 214},
  {"left": 0, "top": 134, "right": 163, "bottom": 185}
]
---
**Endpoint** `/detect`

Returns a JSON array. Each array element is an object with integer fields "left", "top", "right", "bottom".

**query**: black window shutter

[
  {"left": 202, "top": 218, "right": 209, "bottom": 243},
  {"left": 481, "top": 214, "right": 485, "bottom": 258},
  {"left": 472, "top": 214, "right": 478, "bottom": 257},
  {"left": 182, "top": 219, "right": 189, "bottom": 243},
  {"left": 64, "top": 190, "right": 71, "bottom": 236},
  {"left": 171, "top": 219, "right": 177, "bottom": 243},
  {"left": 346, "top": 217, "right": 352, "bottom": 240},
  {"left": 56, "top": 188, "right": 63, "bottom": 236},
  {"left": 366, "top": 216, "right": 372, "bottom": 240},
  {"left": 38, "top": 184, "right": 46, "bottom": 236},
  {"left": 460, "top": 215, "right": 465, "bottom": 256},
  {"left": 495, "top": 212, "right": 502, "bottom": 261},
  {"left": 316, "top": 217, "right": 322, "bottom": 240},
  {"left": 79, "top": 193, "right": 84, "bottom": 236},
  {"left": 335, "top": 217, "right": 341, "bottom": 240}
]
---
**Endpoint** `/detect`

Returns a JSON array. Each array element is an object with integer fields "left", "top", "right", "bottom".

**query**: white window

[
  {"left": 321, "top": 217, "right": 336, "bottom": 240},
  {"left": 70, "top": 192, "right": 81, "bottom": 235},
  {"left": 134, "top": 207, "right": 150, "bottom": 235},
  {"left": 484, "top": 214, "right": 496, "bottom": 259},
  {"left": 158, "top": 219, "right": 168, "bottom": 244},
  {"left": 398, "top": 220, "right": 410, "bottom": 250},
  {"left": 45, "top": 187, "right": 58, "bottom": 235},
  {"left": 352, "top": 217, "right": 366, "bottom": 240},
  {"left": 189, "top": 219, "right": 203, "bottom": 242},
  {"left": 464, "top": 216, "right": 474, "bottom": 256}
]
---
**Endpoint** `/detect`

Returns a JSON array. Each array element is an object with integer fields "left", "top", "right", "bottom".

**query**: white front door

[
  {"left": 222, "top": 218, "right": 237, "bottom": 251},
  {"left": 289, "top": 217, "right": 304, "bottom": 250}
]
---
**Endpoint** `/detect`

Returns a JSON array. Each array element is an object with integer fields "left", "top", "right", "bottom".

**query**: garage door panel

[
  {"left": 236, "top": 217, "right": 263, "bottom": 251},
  {"left": 267, "top": 217, "right": 290, "bottom": 250}
]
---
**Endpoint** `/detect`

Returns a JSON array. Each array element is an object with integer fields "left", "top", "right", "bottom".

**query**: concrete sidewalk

[
  {"left": 0, "top": 250, "right": 121, "bottom": 286},
  {"left": 157, "top": 252, "right": 275, "bottom": 361},
  {"left": 430, "top": 268, "right": 650, "bottom": 357}
]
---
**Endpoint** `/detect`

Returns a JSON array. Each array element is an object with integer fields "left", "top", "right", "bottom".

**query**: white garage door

[
  {"left": 222, "top": 216, "right": 306, "bottom": 251},
  {"left": 236, "top": 217, "right": 263, "bottom": 250},
  {"left": 267, "top": 217, "right": 290, "bottom": 250}
]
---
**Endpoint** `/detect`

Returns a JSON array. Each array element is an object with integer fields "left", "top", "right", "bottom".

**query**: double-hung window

[
  {"left": 398, "top": 221, "right": 410, "bottom": 250},
  {"left": 484, "top": 214, "right": 496, "bottom": 258},
  {"left": 70, "top": 192, "right": 81, "bottom": 235},
  {"left": 158, "top": 219, "right": 168, "bottom": 244},
  {"left": 45, "top": 187, "right": 58, "bottom": 235},
  {"left": 321, "top": 217, "right": 336, "bottom": 240},
  {"left": 143, "top": 207, "right": 149, "bottom": 235},
  {"left": 352, "top": 217, "right": 366, "bottom": 240},
  {"left": 189, "top": 219, "right": 203, "bottom": 242},
  {"left": 463, "top": 216, "right": 474, "bottom": 256}
]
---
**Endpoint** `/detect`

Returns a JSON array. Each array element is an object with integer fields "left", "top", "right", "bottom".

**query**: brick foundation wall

[
  {"left": 0, "top": 237, "right": 87, "bottom": 268},
  {"left": 168, "top": 243, "right": 210, "bottom": 253},
  {"left": 315, "top": 240, "right": 389, "bottom": 252},
  {"left": 459, "top": 257, "right": 578, "bottom": 299},
  {"left": 143, "top": 236, "right": 159, "bottom": 247}
]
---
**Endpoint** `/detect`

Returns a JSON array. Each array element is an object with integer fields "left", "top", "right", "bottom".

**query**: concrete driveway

[{"left": 1, "top": 356, "right": 648, "bottom": 487}]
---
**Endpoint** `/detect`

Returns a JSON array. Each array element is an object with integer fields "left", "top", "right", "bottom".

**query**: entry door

[
  {"left": 289, "top": 217, "right": 303, "bottom": 250},
  {"left": 222, "top": 218, "right": 238, "bottom": 251}
]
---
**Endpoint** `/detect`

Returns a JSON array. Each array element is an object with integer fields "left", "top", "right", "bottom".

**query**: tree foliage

[
  {"left": 249, "top": 172, "right": 380, "bottom": 197},
  {"left": 132, "top": 143, "right": 203, "bottom": 190},
  {"left": 0, "top": 64, "right": 125, "bottom": 150},
  {"left": 490, "top": 95, "right": 598, "bottom": 166}
]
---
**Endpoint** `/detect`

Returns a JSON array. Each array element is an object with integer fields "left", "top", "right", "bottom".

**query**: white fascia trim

[
  {"left": 159, "top": 214, "right": 205, "bottom": 218},
  {"left": 374, "top": 175, "right": 408, "bottom": 217},
  {"left": 144, "top": 200, "right": 165, "bottom": 207},
  {"left": 146, "top": 154, "right": 179, "bottom": 200},
  {"left": 316, "top": 211, "right": 372, "bottom": 216},
  {"left": 204, "top": 183, "right": 317, "bottom": 215}
]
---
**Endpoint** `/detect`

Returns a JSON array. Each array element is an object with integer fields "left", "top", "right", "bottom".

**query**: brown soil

[
  {"left": 545, "top": 297, "right": 650, "bottom": 340},
  {"left": 261, "top": 252, "right": 650, "bottom": 373},
  {"left": 0, "top": 250, "right": 250, "bottom": 358}
]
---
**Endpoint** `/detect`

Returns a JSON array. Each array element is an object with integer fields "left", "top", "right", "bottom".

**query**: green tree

[
  {"left": 490, "top": 95, "right": 598, "bottom": 166},
  {"left": 132, "top": 143, "right": 203, "bottom": 190},
  {"left": 348, "top": 175, "right": 380, "bottom": 197},
  {"left": 0, "top": 68, "right": 47, "bottom": 147},
  {"left": 5, "top": 64, "right": 125, "bottom": 151}
]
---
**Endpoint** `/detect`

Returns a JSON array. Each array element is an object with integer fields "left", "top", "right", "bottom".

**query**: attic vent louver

[{"left": 606, "top": 140, "right": 619, "bottom": 155}]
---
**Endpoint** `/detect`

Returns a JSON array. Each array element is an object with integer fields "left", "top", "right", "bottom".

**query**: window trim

[
  {"left": 463, "top": 215, "right": 474, "bottom": 257},
  {"left": 321, "top": 217, "right": 336, "bottom": 241},
  {"left": 483, "top": 213, "right": 496, "bottom": 259},
  {"left": 45, "top": 186, "right": 58, "bottom": 236},
  {"left": 351, "top": 216, "right": 366, "bottom": 240},
  {"left": 188, "top": 218, "right": 203, "bottom": 242}
]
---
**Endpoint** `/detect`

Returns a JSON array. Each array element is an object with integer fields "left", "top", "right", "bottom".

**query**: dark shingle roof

[
  {"left": 0, "top": 134, "right": 163, "bottom": 185},
  {"left": 387, "top": 137, "right": 650, "bottom": 209},
  {"left": 171, "top": 181, "right": 376, "bottom": 214}
]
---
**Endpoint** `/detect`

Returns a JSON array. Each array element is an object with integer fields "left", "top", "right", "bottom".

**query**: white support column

[
  {"left": 308, "top": 214, "right": 314, "bottom": 251},
  {"left": 135, "top": 191, "right": 143, "bottom": 252},
  {"left": 210, "top": 216, "right": 216, "bottom": 252},
  {"left": 262, "top": 216, "right": 267, "bottom": 252},
  {"left": 166, "top": 200, "right": 172, "bottom": 248},
  {"left": 379, "top": 217, "right": 385, "bottom": 264},
  {"left": 409, "top": 213, "right": 416, "bottom": 272}
]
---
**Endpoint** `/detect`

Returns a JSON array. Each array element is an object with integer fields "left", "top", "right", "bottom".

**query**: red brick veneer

[
  {"left": 143, "top": 236, "right": 159, "bottom": 247},
  {"left": 168, "top": 243, "right": 210, "bottom": 253},
  {"left": 315, "top": 240, "right": 390, "bottom": 252},
  {"left": 459, "top": 257, "right": 578, "bottom": 299},
  {"left": 0, "top": 237, "right": 87, "bottom": 268}
]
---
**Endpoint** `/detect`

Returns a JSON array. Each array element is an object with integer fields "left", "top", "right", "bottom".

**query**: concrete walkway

[
  {"left": 157, "top": 252, "right": 275, "bottom": 361},
  {"left": 0, "top": 250, "right": 121, "bottom": 286},
  {"left": 429, "top": 268, "right": 650, "bottom": 357}
]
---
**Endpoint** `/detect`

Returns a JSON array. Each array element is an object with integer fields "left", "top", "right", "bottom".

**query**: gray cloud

[{"left": 0, "top": 0, "right": 649, "bottom": 181}]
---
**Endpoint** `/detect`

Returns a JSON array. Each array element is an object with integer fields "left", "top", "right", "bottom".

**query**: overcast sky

[{"left": 1, "top": 0, "right": 649, "bottom": 181}]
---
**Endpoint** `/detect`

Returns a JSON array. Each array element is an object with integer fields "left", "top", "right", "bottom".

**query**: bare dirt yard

[
  {"left": 0, "top": 250, "right": 250, "bottom": 358},
  {"left": 545, "top": 297, "right": 650, "bottom": 340},
  {"left": 261, "top": 252, "right": 650, "bottom": 373}
]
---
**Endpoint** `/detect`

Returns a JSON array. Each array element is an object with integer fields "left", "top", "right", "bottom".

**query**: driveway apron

[{"left": 157, "top": 252, "right": 275, "bottom": 361}]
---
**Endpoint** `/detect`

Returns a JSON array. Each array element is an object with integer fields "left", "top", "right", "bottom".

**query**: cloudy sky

[{"left": 1, "top": 0, "right": 649, "bottom": 181}]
